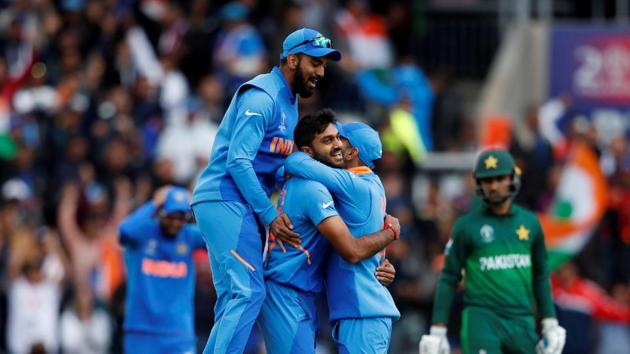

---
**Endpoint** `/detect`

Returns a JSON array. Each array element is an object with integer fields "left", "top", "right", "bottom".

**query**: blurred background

[{"left": 0, "top": 0, "right": 627, "bottom": 353}]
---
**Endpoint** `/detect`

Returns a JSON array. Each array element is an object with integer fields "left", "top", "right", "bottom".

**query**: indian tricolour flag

[{"left": 538, "top": 141, "right": 608, "bottom": 270}]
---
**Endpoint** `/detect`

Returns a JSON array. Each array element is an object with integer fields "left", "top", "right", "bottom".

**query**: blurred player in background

[
  {"left": 191, "top": 27, "right": 340, "bottom": 354},
  {"left": 285, "top": 111, "right": 400, "bottom": 354},
  {"left": 119, "top": 186, "right": 205, "bottom": 354},
  {"left": 420, "top": 149, "right": 566, "bottom": 354},
  {"left": 259, "top": 110, "right": 399, "bottom": 353}
]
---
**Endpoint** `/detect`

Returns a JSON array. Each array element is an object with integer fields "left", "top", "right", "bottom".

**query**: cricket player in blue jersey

[
  {"left": 285, "top": 111, "right": 400, "bottom": 354},
  {"left": 259, "top": 110, "right": 400, "bottom": 354},
  {"left": 119, "top": 186, "right": 205, "bottom": 354},
  {"left": 191, "top": 28, "right": 341, "bottom": 354}
]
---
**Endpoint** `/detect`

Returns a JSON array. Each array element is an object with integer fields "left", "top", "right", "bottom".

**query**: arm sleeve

[
  {"left": 285, "top": 152, "right": 358, "bottom": 199},
  {"left": 119, "top": 203, "right": 156, "bottom": 247},
  {"left": 432, "top": 221, "right": 468, "bottom": 324},
  {"left": 188, "top": 226, "right": 207, "bottom": 250},
  {"left": 532, "top": 219, "right": 556, "bottom": 318},
  {"left": 302, "top": 184, "right": 339, "bottom": 226},
  {"left": 226, "top": 88, "right": 279, "bottom": 225}
]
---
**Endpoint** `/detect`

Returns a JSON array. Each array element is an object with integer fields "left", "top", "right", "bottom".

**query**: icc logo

[{"left": 480, "top": 225, "right": 494, "bottom": 243}]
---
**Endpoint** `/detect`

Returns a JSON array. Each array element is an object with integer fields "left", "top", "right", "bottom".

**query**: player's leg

[
  {"left": 203, "top": 249, "right": 228, "bottom": 351},
  {"left": 501, "top": 315, "right": 537, "bottom": 354},
  {"left": 460, "top": 307, "right": 502, "bottom": 354},
  {"left": 332, "top": 317, "right": 392, "bottom": 354},
  {"left": 257, "top": 280, "right": 318, "bottom": 354},
  {"left": 193, "top": 201, "right": 266, "bottom": 354}
]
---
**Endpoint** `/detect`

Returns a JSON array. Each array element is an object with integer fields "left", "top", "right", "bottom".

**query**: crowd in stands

[{"left": 0, "top": 0, "right": 626, "bottom": 353}]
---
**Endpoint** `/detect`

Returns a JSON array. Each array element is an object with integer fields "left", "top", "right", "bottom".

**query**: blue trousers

[
  {"left": 258, "top": 280, "right": 318, "bottom": 354},
  {"left": 124, "top": 331, "right": 196, "bottom": 354},
  {"left": 332, "top": 317, "right": 393, "bottom": 354},
  {"left": 192, "top": 201, "right": 266, "bottom": 354}
]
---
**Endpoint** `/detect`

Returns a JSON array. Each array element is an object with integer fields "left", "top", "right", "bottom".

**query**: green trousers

[{"left": 461, "top": 306, "right": 538, "bottom": 354}]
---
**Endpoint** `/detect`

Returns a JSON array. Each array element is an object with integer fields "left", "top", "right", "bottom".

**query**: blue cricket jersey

[
  {"left": 285, "top": 152, "right": 400, "bottom": 322},
  {"left": 192, "top": 67, "right": 298, "bottom": 225},
  {"left": 264, "top": 177, "right": 337, "bottom": 293},
  {"left": 119, "top": 202, "right": 206, "bottom": 336}
]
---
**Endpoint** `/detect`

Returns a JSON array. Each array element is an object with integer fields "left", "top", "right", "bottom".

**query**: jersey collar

[
  {"left": 347, "top": 166, "right": 372, "bottom": 175},
  {"left": 272, "top": 66, "right": 297, "bottom": 104}
]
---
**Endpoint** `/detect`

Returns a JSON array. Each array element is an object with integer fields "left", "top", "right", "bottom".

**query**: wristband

[{"left": 383, "top": 220, "right": 399, "bottom": 240}]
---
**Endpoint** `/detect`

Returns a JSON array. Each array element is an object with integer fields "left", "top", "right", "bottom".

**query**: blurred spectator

[
  {"left": 60, "top": 287, "right": 112, "bottom": 354},
  {"left": 155, "top": 98, "right": 217, "bottom": 185},
  {"left": 6, "top": 227, "right": 67, "bottom": 354},
  {"left": 57, "top": 179, "right": 131, "bottom": 301},
  {"left": 213, "top": 2, "right": 268, "bottom": 93}
]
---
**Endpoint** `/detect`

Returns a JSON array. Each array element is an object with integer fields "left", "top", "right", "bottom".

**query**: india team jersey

[
  {"left": 192, "top": 67, "right": 298, "bottom": 225},
  {"left": 285, "top": 152, "right": 400, "bottom": 322},
  {"left": 432, "top": 203, "right": 556, "bottom": 324},
  {"left": 264, "top": 177, "right": 338, "bottom": 293},
  {"left": 119, "top": 202, "right": 205, "bottom": 336}
]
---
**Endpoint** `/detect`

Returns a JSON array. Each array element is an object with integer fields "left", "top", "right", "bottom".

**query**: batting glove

[
  {"left": 419, "top": 325, "right": 450, "bottom": 354},
  {"left": 536, "top": 318, "right": 566, "bottom": 354}
]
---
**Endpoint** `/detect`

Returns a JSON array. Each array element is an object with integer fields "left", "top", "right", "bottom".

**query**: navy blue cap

[
  {"left": 162, "top": 187, "right": 191, "bottom": 215},
  {"left": 280, "top": 28, "right": 341, "bottom": 61},
  {"left": 336, "top": 122, "right": 382, "bottom": 169}
]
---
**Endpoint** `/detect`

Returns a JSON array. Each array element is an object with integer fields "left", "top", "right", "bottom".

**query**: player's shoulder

[
  {"left": 511, "top": 203, "right": 540, "bottom": 221},
  {"left": 287, "top": 177, "right": 329, "bottom": 195},
  {"left": 237, "top": 85, "right": 275, "bottom": 106}
]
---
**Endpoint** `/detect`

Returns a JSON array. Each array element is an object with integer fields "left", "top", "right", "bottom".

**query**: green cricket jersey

[{"left": 432, "top": 203, "right": 556, "bottom": 324}]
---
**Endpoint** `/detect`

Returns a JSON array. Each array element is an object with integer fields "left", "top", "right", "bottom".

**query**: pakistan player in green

[{"left": 420, "top": 149, "right": 566, "bottom": 354}]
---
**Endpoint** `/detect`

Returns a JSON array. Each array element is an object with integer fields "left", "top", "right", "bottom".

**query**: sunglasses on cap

[{"left": 287, "top": 36, "right": 332, "bottom": 52}]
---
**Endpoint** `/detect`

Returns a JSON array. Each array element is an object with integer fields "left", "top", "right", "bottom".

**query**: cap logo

[
  {"left": 484, "top": 155, "right": 498, "bottom": 169},
  {"left": 174, "top": 192, "right": 186, "bottom": 201}
]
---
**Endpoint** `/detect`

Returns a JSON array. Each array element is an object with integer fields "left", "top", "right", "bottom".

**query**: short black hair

[{"left": 294, "top": 108, "right": 336, "bottom": 149}]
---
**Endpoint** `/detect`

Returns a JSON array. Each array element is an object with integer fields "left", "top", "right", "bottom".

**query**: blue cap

[
  {"left": 336, "top": 122, "right": 382, "bottom": 169},
  {"left": 162, "top": 187, "right": 191, "bottom": 215},
  {"left": 281, "top": 28, "right": 341, "bottom": 61}
]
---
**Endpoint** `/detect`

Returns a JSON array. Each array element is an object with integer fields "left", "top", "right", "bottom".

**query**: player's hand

[
  {"left": 384, "top": 214, "right": 400, "bottom": 240},
  {"left": 152, "top": 185, "right": 172, "bottom": 208},
  {"left": 375, "top": 258, "right": 395, "bottom": 286},
  {"left": 419, "top": 325, "right": 450, "bottom": 354},
  {"left": 536, "top": 318, "right": 566, "bottom": 354},
  {"left": 270, "top": 213, "right": 300, "bottom": 245}
]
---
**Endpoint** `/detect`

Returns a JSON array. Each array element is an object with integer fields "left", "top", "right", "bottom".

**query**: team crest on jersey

[
  {"left": 145, "top": 239, "right": 158, "bottom": 255},
  {"left": 480, "top": 224, "right": 495, "bottom": 243},
  {"left": 176, "top": 242, "right": 189, "bottom": 255},
  {"left": 279, "top": 112, "right": 287, "bottom": 133}
]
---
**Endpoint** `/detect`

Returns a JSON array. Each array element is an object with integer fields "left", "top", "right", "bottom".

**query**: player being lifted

[{"left": 420, "top": 149, "right": 566, "bottom": 354}]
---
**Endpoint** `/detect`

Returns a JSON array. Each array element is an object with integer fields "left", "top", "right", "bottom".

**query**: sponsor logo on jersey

[
  {"left": 322, "top": 200, "right": 334, "bottom": 209},
  {"left": 269, "top": 137, "right": 294, "bottom": 155},
  {"left": 479, "top": 254, "right": 531, "bottom": 271},
  {"left": 142, "top": 258, "right": 188, "bottom": 278},
  {"left": 480, "top": 224, "right": 495, "bottom": 243},
  {"left": 245, "top": 109, "right": 262, "bottom": 117}
]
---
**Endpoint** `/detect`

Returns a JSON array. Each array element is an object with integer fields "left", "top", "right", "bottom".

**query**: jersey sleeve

[
  {"left": 285, "top": 152, "right": 359, "bottom": 200},
  {"left": 300, "top": 182, "right": 339, "bottom": 226},
  {"left": 432, "top": 220, "right": 469, "bottom": 324},
  {"left": 119, "top": 202, "right": 156, "bottom": 247},
  {"left": 226, "top": 88, "right": 279, "bottom": 225},
  {"left": 187, "top": 225, "right": 207, "bottom": 250},
  {"left": 532, "top": 217, "right": 556, "bottom": 318}
]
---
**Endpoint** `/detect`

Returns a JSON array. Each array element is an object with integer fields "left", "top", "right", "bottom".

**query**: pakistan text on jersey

[
  {"left": 269, "top": 137, "right": 294, "bottom": 155},
  {"left": 479, "top": 254, "right": 531, "bottom": 271},
  {"left": 142, "top": 258, "right": 188, "bottom": 278}
]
